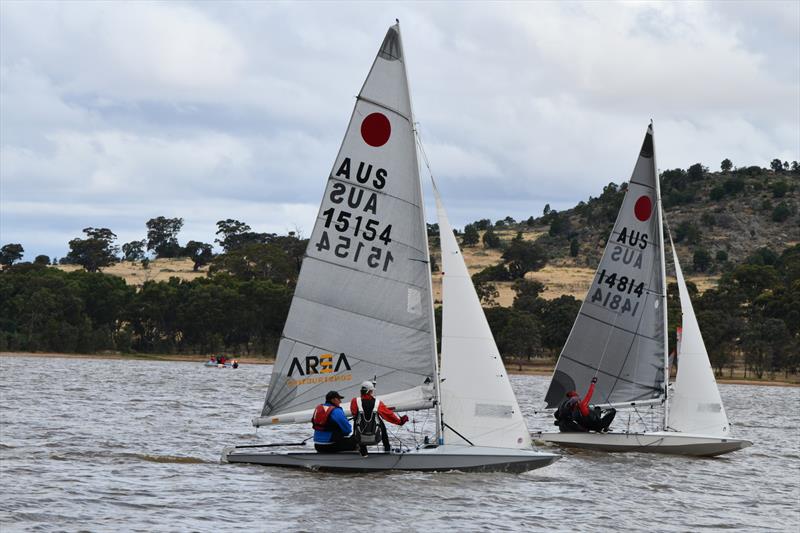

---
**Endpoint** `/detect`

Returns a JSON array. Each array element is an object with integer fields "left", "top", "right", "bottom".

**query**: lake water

[{"left": 0, "top": 356, "right": 797, "bottom": 532}]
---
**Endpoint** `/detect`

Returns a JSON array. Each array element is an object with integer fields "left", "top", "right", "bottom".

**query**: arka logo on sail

[{"left": 286, "top": 353, "right": 353, "bottom": 387}]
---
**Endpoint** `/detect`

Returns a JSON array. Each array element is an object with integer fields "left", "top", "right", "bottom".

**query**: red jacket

[
  {"left": 578, "top": 382, "right": 596, "bottom": 417},
  {"left": 350, "top": 394, "right": 402, "bottom": 425}
]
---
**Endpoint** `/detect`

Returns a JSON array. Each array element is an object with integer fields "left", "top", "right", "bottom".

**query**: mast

[
  {"left": 396, "top": 22, "right": 443, "bottom": 444},
  {"left": 651, "top": 121, "right": 670, "bottom": 430}
]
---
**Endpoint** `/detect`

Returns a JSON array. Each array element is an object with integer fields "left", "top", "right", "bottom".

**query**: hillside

[
  {"left": 55, "top": 167, "right": 799, "bottom": 308},
  {"left": 532, "top": 167, "right": 799, "bottom": 269}
]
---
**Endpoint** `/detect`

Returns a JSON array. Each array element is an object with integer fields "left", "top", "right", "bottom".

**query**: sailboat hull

[
  {"left": 532, "top": 431, "right": 752, "bottom": 457},
  {"left": 221, "top": 445, "right": 559, "bottom": 473}
]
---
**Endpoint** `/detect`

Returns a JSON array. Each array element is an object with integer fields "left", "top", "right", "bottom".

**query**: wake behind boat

[
  {"left": 533, "top": 124, "right": 751, "bottom": 457},
  {"left": 222, "top": 22, "right": 558, "bottom": 473}
]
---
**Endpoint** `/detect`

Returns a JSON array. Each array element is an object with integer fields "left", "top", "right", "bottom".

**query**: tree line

[{"left": 0, "top": 219, "right": 303, "bottom": 355}]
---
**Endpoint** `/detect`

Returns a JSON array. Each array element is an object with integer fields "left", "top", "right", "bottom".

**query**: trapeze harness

[{"left": 354, "top": 397, "right": 382, "bottom": 445}]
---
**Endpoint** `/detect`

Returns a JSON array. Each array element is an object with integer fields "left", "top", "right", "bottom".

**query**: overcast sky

[{"left": 1, "top": 1, "right": 798, "bottom": 260}]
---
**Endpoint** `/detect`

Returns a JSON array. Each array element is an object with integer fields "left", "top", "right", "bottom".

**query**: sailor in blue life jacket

[{"left": 312, "top": 390, "right": 357, "bottom": 453}]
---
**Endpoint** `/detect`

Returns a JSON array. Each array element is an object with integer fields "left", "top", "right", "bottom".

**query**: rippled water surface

[{"left": 1, "top": 356, "right": 798, "bottom": 532}]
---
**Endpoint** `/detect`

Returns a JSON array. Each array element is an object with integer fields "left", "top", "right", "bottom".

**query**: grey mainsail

[
  {"left": 544, "top": 124, "right": 666, "bottom": 408},
  {"left": 259, "top": 25, "right": 437, "bottom": 420}
]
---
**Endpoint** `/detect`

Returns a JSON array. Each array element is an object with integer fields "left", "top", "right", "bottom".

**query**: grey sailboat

[
  {"left": 532, "top": 123, "right": 752, "bottom": 456},
  {"left": 222, "top": 22, "right": 559, "bottom": 473}
]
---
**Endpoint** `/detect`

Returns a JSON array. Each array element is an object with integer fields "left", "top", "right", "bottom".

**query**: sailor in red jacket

[
  {"left": 350, "top": 381, "right": 409, "bottom": 455},
  {"left": 555, "top": 377, "right": 615, "bottom": 433}
]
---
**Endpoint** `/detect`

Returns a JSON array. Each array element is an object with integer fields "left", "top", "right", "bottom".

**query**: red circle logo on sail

[
  {"left": 634, "top": 195, "right": 652, "bottom": 221},
  {"left": 361, "top": 113, "right": 391, "bottom": 147}
]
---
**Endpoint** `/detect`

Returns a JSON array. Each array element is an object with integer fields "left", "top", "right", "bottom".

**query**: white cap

[{"left": 360, "top": 380, "right": 375, "bottom": 392}]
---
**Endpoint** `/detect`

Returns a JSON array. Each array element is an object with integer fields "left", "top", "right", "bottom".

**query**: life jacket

[
  {"left": 555, "top": 397, "right": 578, "bottom": 422},
  {"left": 354, "top": 397, "right": 382, "bottom": 445},
  {"left": 311, "top": 404, "right": 335, "bottom": 431}
]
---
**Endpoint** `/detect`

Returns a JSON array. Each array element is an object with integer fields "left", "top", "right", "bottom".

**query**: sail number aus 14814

[{"left": 590, "top": 269, "right": 646, "bottom": 316}]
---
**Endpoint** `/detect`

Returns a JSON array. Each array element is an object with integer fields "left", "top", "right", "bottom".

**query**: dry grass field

[
  {"left": 58, "top": 232, "right": 718, "bottom": 304},
  {"left": 57, "top": 258, "right": 207, "bottom": 287}
]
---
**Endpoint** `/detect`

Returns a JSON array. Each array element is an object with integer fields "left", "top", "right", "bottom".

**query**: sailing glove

[
  {"left": 591, "top": 377, "right": 598, "bottom": 384},
  {"left": 399, "top": 415, "right": 409, "bottom": 425}
]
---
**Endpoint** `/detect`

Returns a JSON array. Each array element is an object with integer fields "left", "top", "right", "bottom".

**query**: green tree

[
  {"left": 34, "top": 255, "right": 50, "bottom": 265},
  {"left": 687, "top": 163, "right": 706, "bottom": 181},
  {"left": 696, "top": 310, "right": 741, "bottom": 376},
  {"left": 771, "top": 202, "right": 791, "bottom": 222},
  {"left": 538, "top": 295, "right": 581, "bottom": 355},
  {"left": 146, "top": 216, "right": 184, "bottom": 258},
  {"left": 722, "top": 177, "right": 745, "bottom": 196},
  {"left": 497, "top": 311, "right": 542, "bottom": 359},
  {"left": 473, "top": 264, "right": 511, "bottom": 282},
  {"left": 693, "top": 249, "right": 712, "bottom": 272},
  {"left": 184, "top": 241, "right": 214, "bottom": 271},
  {"left": 569, "top": 238, "right": 579, "bottom": 257},
  {"left": 742, "top": 318, "right": 792, "bottom": 378},
  {"left": 548, "top": 212, "right": 572, "bottom": 237},
  {"left": 0, "top": 243, "right": 24, "bottom": 268},
  {"left": 502, "top": 240, "right": 548, "bottom": 279},
  {"left": 474, "top": 219, "right": 491, "bottom": 231},
  {"left": 720, "top": 159, "right": 733, "bottom": 173},
  {"left": 770, "top": 181, "right": 789, "bottom": 198},
  {"left": 675, "top": 221, "right": 702, "bottom": 245},
  {"left": 715, "top": 250, "right": 728, "bottom": 263},
  {"left": 209, "top": 243, "right": 295, "bottom": 284},
  {"left": 770, "top": 158, "right": 784, "bottom": 173},
  {"left": 543, "top": 204, "right": 551, "bottom": 216},
  {"left": 66, "top": 227, "right": 119, "bottom": 273},
  {"left": 511, "top": 279, "right": 546, "bottom": 315},
  {"left": 461, "top": 224, "right": 480, "bottom": 247},
  {"left": 122, "top": 240, "right": 146, "bottom": 262},
  {"left": 215, "top": 219, "right": 271, "bottom": 252},
  {"left": 482, "top": 228, "right": 501, "bottom": 249},
  {"left": 472, "top": 278, "right": 499, "bottom": 307}
]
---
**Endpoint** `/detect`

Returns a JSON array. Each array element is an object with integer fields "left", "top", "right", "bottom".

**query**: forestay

[
  {"left": 435, "top": 184, "right": 532, "bottom": 449},
  {"left": 257, "top": 25, "right": 438, "bottom": 424},
  {"left": 667, "top": 239, "right": 730, "bottom": 436},
  {"left": 545, "top": 125, "right": 667, "bottom": 408}
]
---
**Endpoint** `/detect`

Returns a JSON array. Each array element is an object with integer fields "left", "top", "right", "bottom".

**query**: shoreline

[{"left": 3, "top": 351, "right": 798, "bottom": 387}]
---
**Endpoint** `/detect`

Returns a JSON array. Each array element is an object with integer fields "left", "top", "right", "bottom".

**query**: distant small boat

[{"left": 204, "top": 361, "right": 230, "bottom": 368}]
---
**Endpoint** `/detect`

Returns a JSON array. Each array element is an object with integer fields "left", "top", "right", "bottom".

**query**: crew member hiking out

[
  {"left": 312, "top": 391, "right": 357, "bottom": 453},
  {"left": 553, "top": 377, "right": 616, "bottom": 433},
  {"left": 350, "top": 381, "right": 409, "bottom": 456}
]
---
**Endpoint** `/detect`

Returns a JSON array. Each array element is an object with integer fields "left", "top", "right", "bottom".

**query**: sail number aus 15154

[{"left": 315, "top": 231, "right": 394, "bottom": 272}]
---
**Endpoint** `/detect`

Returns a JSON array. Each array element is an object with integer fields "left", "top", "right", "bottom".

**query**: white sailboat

[
  {"left": 532, "top": 123, "right": 752, "bottom": 456},
  {"left": 222, "top": 22, "right": 558, "bottom": 473}
]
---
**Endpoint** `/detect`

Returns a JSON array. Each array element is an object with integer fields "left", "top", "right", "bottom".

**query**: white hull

[
  {"left": 532, "top": 431, "right": 752, "bottom": 457},
  {"left": 222, "top": 444, "right": 559, "bottom": 473}
]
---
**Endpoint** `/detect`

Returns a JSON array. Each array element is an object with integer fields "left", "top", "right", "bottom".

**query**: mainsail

[
  {"left": 544, "top": 124, "right": 667, "bottom": 408},
  {"left": 434, "top": 184, "right": 532, "bottom": 449},
  {"left": 667, "top": 240, "right": 730, "bottom": 436},
  {"left": 256, "top": 24, "right": 438, "bottom": 424}
]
